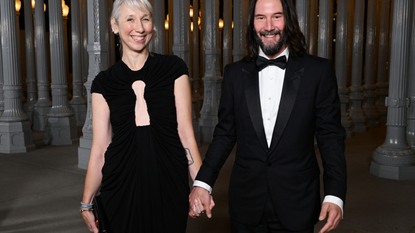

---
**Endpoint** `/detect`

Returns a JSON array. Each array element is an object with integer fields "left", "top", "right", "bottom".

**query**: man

[{"left": 189, "top": 0, "right": 347, "bottom": 232}]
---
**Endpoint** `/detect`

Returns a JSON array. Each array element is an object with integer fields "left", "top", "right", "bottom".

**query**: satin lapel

[
  {"left": 244, "top": 64, "right": 269, "bottom": 152},
  {"left": 269, "top": 55, "right": 304, "bottom": 153}
]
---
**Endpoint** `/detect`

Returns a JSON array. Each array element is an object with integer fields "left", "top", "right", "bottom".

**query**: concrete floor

[{"left": 1, "top": 124, "right": 415, "bottom": 233}]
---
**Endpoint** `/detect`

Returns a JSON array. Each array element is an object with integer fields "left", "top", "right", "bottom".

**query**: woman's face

[{"left": 111, "top": 2, "right": 153, "bottom": 54}]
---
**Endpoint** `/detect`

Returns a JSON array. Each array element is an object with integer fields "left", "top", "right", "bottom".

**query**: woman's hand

[
  {"left": 189, "top": 187, "right": 215, "bottom": 218},
  {"left": 81, "top": 210, "right": 98, "bottom": 233}
]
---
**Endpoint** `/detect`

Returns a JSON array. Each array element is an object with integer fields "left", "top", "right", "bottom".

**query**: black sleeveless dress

[{"left": 91, "top": 53, "right": 190, "bottom": 232}]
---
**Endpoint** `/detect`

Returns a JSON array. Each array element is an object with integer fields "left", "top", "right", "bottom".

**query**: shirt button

[{"left": 268, "top": 162, "right": 272, "bottom": 167}]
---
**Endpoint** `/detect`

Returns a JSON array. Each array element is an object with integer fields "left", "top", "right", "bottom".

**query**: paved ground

[{"left": 1, "top": 124, "right": 415, "bottom": 233}]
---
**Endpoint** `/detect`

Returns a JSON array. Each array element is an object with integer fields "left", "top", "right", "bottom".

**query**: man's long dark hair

[{"left": 244, "top": 0, "right": 307, "bottom": 61}]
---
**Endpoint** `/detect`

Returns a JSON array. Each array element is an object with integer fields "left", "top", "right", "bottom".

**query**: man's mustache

[{"left": 259, "top": 30, "right": 282, "bottom": 36}]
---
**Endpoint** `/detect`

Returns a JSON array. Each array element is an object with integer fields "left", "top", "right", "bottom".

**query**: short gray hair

[{"left": 111, "top": 0, "right": 158, "bottom": 51}]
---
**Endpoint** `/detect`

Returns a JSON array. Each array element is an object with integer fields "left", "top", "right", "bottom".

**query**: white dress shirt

[
  {"left": 194, "top": 47, "right": 344, "bottom": 217},
  {"left": 258, "top": 48, "right": 288, "bottom": 147}
]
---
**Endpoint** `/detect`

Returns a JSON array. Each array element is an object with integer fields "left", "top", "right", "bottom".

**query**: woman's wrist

[{"left": 80, "top": 201, "right": 94, "bottom": 213}]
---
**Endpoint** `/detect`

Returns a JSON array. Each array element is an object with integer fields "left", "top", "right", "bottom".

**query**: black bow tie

[{"left": 256, "top": 56, "right": 287, "bottom": 71}]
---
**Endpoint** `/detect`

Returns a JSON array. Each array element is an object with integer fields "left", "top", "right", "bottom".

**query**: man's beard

[{"left": 254, "top": 29, "right": 287, "bottom": 56}]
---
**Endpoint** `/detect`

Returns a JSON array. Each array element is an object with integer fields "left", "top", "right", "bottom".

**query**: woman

[{"left": 80, "top": 0, "right": 206, "bottom": 232}]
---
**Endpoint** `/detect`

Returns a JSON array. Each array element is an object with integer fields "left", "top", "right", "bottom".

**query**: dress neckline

[{"left": 120, "top": 54, "right": 152, "bottom": 73}]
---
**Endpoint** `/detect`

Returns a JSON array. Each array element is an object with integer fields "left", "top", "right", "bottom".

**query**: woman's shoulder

[
  {"left": 93, "top": 61, "right": 124, "bottom": 88},
  {"left": 149, "top": 53, "right": 188, "bottom": 75},
  {"left": 151, "top": 53, "right": 186, "bottom": 65},
  {"left": 96, "top": 60, "right": 123, "bottom": 79}
]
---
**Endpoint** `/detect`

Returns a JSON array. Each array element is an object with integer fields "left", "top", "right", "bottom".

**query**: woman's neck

[{"left": 122, "top": 49, "right": 149, "bottom": 71}]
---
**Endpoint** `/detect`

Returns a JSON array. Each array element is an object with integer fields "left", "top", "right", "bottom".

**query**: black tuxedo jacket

[{"left": 196, "top": 53, "right": 347, "bottom": 231}]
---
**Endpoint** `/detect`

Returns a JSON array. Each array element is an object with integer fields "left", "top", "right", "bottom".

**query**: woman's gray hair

[{"left": 111, "top": 0, "right": 158, "bottom": 52}]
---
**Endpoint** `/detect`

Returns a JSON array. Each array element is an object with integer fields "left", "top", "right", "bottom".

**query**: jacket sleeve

[
  {"left": 314, "top": 59, "right": 347, "bottom": 203},
  {"left": 195, "top": 64, "right": 237, "bottom": 188}
]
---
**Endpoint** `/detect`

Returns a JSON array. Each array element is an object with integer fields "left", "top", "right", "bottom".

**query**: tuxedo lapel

[
  {"left": 244, "top": 63, "right": 269, "bottom": 152},
  {"left": 269, "top": 55, "right": 304, "bottom": 153}
]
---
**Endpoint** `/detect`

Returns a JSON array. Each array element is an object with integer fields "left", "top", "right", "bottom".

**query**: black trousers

[{"left": 231, "top": 192, "right": 314, "bottom": 233}]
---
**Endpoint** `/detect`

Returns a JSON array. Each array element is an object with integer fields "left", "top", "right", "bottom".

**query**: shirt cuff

[
  {"left": 323, "top": 195, "right": 344, "bottom": 218},
  {"left": 193, "top": 180, "right": 212, "bottom": 194}
]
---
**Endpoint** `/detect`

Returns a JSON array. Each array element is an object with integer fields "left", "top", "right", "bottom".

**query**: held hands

[
  {"left": 81, "top": 211, "right": 98, "bottom": 233},
  {"left": 189, "top": 186, "right": 215, "bottom": 218},
  {"left": 318, "top": 202, "right": 342, "bottom": 233}
]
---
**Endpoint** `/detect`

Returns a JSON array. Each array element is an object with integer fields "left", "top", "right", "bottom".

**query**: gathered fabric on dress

[{"left": 91, "top": 53, "right": 190, "bottom": 233}]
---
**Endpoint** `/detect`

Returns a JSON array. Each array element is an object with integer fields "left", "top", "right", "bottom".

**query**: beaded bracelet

[
  {"left": 80, "top": 201, "right": 94, "bottom": 213},
  {"left": 79, "top": 208, "right": 94, "bottom": 213}
]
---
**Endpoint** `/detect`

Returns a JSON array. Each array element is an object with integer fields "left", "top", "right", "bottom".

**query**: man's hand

[
  {"left": 318, "top": 202, "right": 342, "bottom": 233},
  {"left": 188, "top": 186, "right": 215, "bottom": 218}
]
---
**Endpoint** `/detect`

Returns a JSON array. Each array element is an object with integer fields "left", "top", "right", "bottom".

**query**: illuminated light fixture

[
  {"left": 62, "top": 0, "right": 69, "bottom": 16},
  {"left": 191, "top": 21, "right": 193, "bottom": 32},
  {"left": 165, "top": 14, "right": 169, "bottom": 30},
  {"left": 232, "top": 21, "right": 234, "bottom": 29},
  {"left": 15, "top": 0, "right": 22, "bottom": 12},
  {"left": 32, "top": 0, "right": 46, "bottom": 11},
  {"left": 62, "top": 4, "right": 69, "bottom": 16},
  {"left": 198, "top": 17, "right": 201, "bottom": 26},
  {"left": 189, "top": 5, "right": 193, "bottom": 18},
  {"left": 165, "top": 19, "right": 169, "bottom": 30},
  {"left": 219, "top": 18, "right": 224, "bottom": 29}
]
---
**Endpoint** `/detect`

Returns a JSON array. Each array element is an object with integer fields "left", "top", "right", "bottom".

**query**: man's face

[{"left": 253, "top": 0, "right": 287, "bottom": 58}]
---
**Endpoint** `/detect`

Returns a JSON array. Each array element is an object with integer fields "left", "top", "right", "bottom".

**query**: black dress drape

[{"left": 91, "top": 53, "right": 190, "bottom": 232}]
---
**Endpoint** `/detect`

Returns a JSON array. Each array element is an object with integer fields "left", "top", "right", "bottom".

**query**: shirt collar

[{"left": 259, "top": 47, "right": 289, "bottom": 60}]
